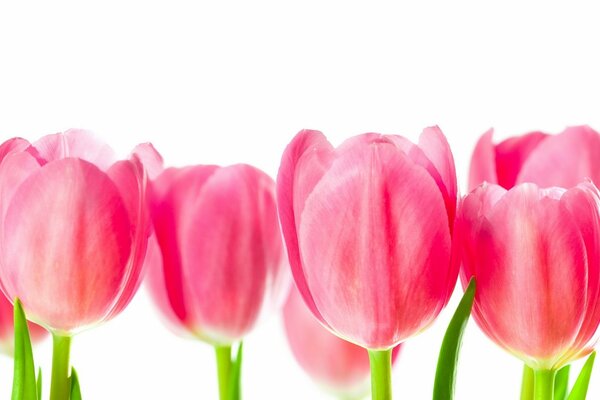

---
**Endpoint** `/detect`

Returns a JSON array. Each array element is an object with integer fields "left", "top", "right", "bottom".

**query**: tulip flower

[
  {"left": 0, "top": 130, "right": 152, "bottom": 400},
  {"left": 144, "top": 163, "right": 288, "bottom": 400},
  {"left": 457, "top": 181, "right": 600, "bottom": 398},
  {"left": 277, "top": 127, "right": 458, "bottom": 399},
  {"left": 0, "top": 292, "right": 47, "bottom": 356},
  {"left": 283, "top": 285, "right": 401, "bottom": 399},
  {"left": 469, "top": 125, "right": 600, "bottom": 191}
]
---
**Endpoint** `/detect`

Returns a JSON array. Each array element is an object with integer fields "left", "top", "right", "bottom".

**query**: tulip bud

[{"left": 277, "top": 127, "right": 458, "bottom": 350}]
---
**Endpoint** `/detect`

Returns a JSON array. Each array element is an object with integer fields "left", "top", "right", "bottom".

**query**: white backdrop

[{"left": 1, "top": 1, "right": 599, "bottom": 399}]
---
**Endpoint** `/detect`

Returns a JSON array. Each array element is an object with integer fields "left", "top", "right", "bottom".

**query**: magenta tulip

[
  {"left": 144, "top": 161, "right": 288, "bottom": 399},
  {"left": 284, "top": 285, "right": 401, "bottom": 398},
  {"left": 145, "top": 163, "right": 288, "bottom": 343},
  {"left": 457, "top": 181, "right": 600, "bottom": 372},
  {"left": 0, "top": 130, "right": 152, "bottom": 399},
  {"left": 0, "top": 130, "right": 150, "bottom": 333},
  {"left": 277, "top": 127, "right": 458, "bottom": 399},
  {"left": 469, "top": 125, "right": 600, "bottom": 191},
  {"left": 0, "top": 292, "right": 47, "bottom": 356}
]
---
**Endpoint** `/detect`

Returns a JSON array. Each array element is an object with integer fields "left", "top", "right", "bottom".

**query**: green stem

[
  {"left": 215, "top": 345, "right": 232, "bottom": 400},
  {"left": 368, "top": 349, "right": 392, "bottom": 400},
  {"left": 521, "top": 364, "right": 534, "bottom": 400},
  {"left": 50, "top": 334, "right": 72, "bottom": 400},
  {"left": 534, "top": 369, "right": 556, "bottom": 400}
]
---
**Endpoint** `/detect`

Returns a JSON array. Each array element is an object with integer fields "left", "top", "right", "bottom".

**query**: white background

[{"left": 1, "top": 1, "right": 599, "bottom": 399}]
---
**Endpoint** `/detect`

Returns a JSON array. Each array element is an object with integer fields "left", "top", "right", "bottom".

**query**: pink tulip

[
  {"left": 277, "top": 127, "right": 458, "bottom": 350},
  {"left": 0, "top": 130, "right": 151, "bottom": 334},
  {"left": 469, "top": 125, "right": 600, "bottom": 191},
  {"left": 457, "top": 181, "right": 600, "bottom": 369},
  {"left": 0, "top": 291, "right": 47, "bottom": 356},
  {"left": 145, "top": 163, "right": 288, "bottom": 345},
  {"left": 283, "top": 285, "right": 402, "bottom": 397}
]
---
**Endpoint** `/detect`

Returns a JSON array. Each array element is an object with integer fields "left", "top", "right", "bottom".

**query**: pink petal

[
  {"left": 277, "top": 130, "right": 333, "bottom": 329},
  {"left": 143, "top": 233, "right": 191, "bottom": 335},
  {"left": 149, "top": 165, "right": 219, "bottom": 332},
  {"left": 0, "top": 159, "right": 132, "bottom": 333},
  {"left": 558, "top": 182, "right": 600, "bottom": 362},
  {"left": 494, "top": 131, "right": 548, "bottom": 188},
  {"left": 30, "top": 129, "right": 116, "bottom": 170},
  {"left": 0, "top": 152, "right": 42, "bottom": 228},
  {"left": 180, "top": 165, "right": 284, "bottom": 343},
  {"left": 474, "top": 184, "right": 587, "bottom": 365},
  {"left": 283, "top": 285, "right": 371, "bottom": 393},
  {"left": 104, "top": 157, "right": 150, "bottom": 319},
  {"left": 468, "top": 129, "right": 497, "bottom": 191},
  {"left": 0, "top": 138, "right": 30, "bottom": 162},
  {"left": 517, "top": 126, "right": 600, "bottom": 188},
  {"left": 131, "top": 142, "right": 164, "bottom": 180},
  {"left": 298, "top": 141, "right": 451, "bottom": 349},
  {"left": 418, "top": 126, "right": 458, "bottom": 223}
]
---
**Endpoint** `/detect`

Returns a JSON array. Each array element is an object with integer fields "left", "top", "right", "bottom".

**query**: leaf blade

[
  {"left": 11, "top": 298, "right": 38, "bottom": 400},
  {"left": 432, "top": 278, "right": 476, "bottom": 400},
  {"left": 567, "top": 352, "right": 596, "bottom": 400}
]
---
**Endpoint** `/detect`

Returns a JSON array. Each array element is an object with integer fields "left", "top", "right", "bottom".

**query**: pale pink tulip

[
  {"left": 0, "top": 291, "right": 47, "bottom": 355},
  {"left": 283, "top": 286, "right": 402, "bottom": 397},
  {"left": 277, "top": 128, "right": 458, "bottom": 350},
  {"left": 145, "top": 163, "right": 288, "bottom": 344},
  {"left": 457, "top": 181, "right": 600, "bottom": 369},
  {"left": 469, "top": 125, "right": 600, "bottom": 191},
  {"left": 0, "top": 130, "right": 152, "bottom": 334}
]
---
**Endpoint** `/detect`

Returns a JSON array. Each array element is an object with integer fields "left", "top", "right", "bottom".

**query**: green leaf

[
  {"left": 70, "top": 367, "right": 82, "bottom": 400},
  {"left": 432, "top": 278, "right": 476, "bottom": 400},
  {"left": 554, "top": 365, "right": 570, "bottom": 400},
  {"left": 229, "top": 342, "right": 243, "bottom": 400},
  {"left": 567, "top": 352, "right": 596, "bottom": 400},
  {"left": 12, "top": 298, "right": 38, "bottom": 400},
  {"left": 36, "top": 368, "right": 42, "bottom": 400}
]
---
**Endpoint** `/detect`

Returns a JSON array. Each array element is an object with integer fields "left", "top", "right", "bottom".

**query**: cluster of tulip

[{"left": 0, "top": 126, "right": 598, "bottom": 400}]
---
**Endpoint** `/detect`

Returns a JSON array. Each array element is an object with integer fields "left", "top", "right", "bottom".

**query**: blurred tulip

[
  {"left": 283, "top": 286, "right": 401, "bottom": 399},
  {"left": 469, "top": 125, "right": 600, "bottom": 191},
  {"left": 145, "top": 163, "right": 288, "bottom": 345},
  {"left": 277, "top": 127, "right": 458, "bottom": 351},
  {"left": 0, "top": 292, "right": 47, "bottom": 356},
  {"left": 457, "top": 181, "right": 600, "bottom": 371},
  {"left": 0, "top": 130, "right": 151, "bottom": 334}
]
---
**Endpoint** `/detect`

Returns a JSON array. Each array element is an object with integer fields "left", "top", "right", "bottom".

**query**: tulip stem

[
  {"left": 50, "top": 333, "right": 72, "bottom": 400},
  {"left": 215, "top": 345, "right": 232, "bottom": 400},
  {"left": 534, "top": 369, "right": 555, "bottom": 400},
  {"left": 521, "top": 364, "right": 534, "bottom": 400},
  {"left": 368, "top": 349, "right": 392, "bottom": 400}
]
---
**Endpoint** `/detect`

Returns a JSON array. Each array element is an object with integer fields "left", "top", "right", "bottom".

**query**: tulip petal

[
  {"left": 494, "top": 131, "right": 547, "bottom": 189},
  {"left": 1, "top": 159, "right": 132, "bottom": 332},
  {"left": 468, "top": 129, "right": 497, "bottom": 191},
  {"left": 277, "top": 130, "right": 333, "bottom": 328},
  {"left": 0, "top": 138, "right": 30, "bottom": 162},
  {"left": 131, "top": 142, "right": 164, "bottom": 180},
  {"left": 517, "top": 126, "right": 600, "bottom": 188},
  {"left": 104, "top": 157, "right": 150, "bottom": 319},
  {"left": 474, "top": 184, "right": 587, "bottom": 365},
  {"left": 559, "top": 183, "right": 600, "bottom": 362},
  {"left": 30, "top": 129, "right": 116, "bottom": 170},
  {"left": 283, "top": 286, "right": 371, "bottom": 391},
  {"left": 180, "top": 165, "right": 283, "bottom": 342},
  {"left": 144, "top": 233, "right": 191, "bottom": 335},
  {"left": 150, "top": 166, "right": 219, "bottom": 331},
  {"left": 298, "top": 141, "right": 451, "bottom": 349},
  {"left": 0, "top": 152, "right": 42, "bottom": 229},
  {"left": 418, "top": 126, "right": 458, "bottom": 222}
]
